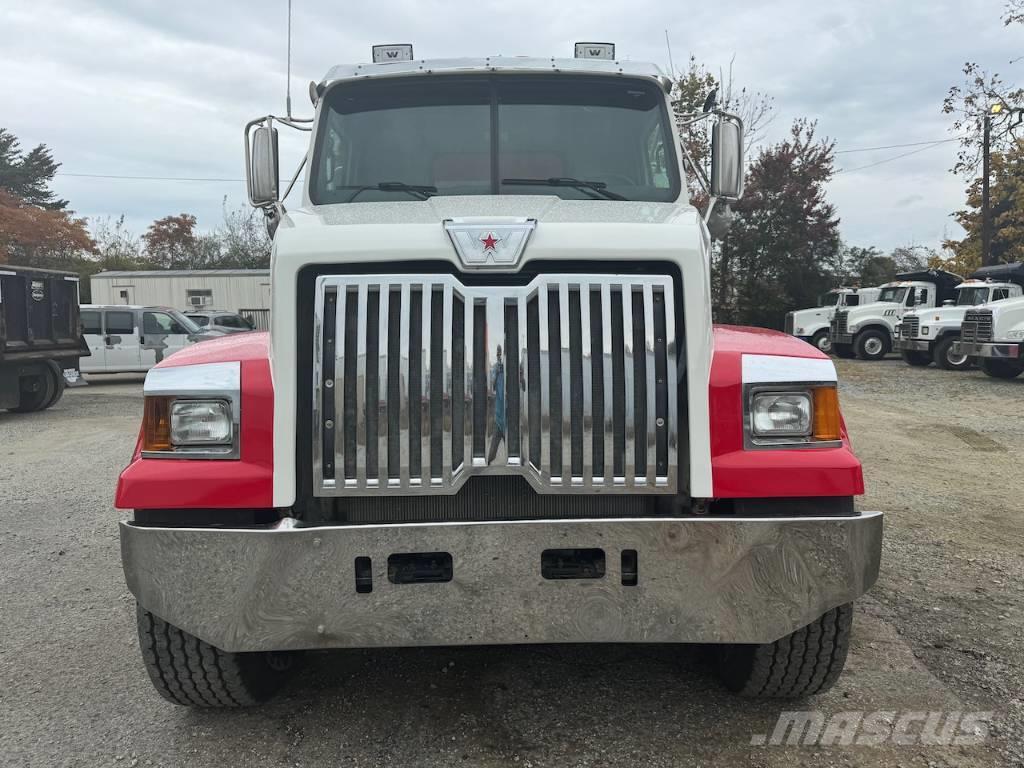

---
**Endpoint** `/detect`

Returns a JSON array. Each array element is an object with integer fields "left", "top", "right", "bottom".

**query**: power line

[
  {"left": 57, "top": 172, "right": 245, "bottom": 182},
  {"left": 836, "top": 141, "right": 952, "bottom": 174},
  {"left": 834, "top": 137, "right": 961, "bottom": 155}
]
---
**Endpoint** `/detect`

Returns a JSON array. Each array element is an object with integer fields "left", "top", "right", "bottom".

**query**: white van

[{"left": 79, "top": 305, "right": 224, "bottom": 374}]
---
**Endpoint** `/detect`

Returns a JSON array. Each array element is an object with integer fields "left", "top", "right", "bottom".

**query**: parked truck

[
  {"left": 115, "top": 45, "right": 882, "bottom": 706},
  {"left": 785, "top": 286, "right": 881, "bottom": 353},
  {"left": 897, "top": 263, "right": 1024, "bottom": 370},
  {"left": 0, "top": 265, "right": 87, "bottom": 412},
  {"left": 829, "top": 269, "right": 963, "bottom": 361},
  {"left": 954, "top": 262, "right": 1024, "bottom": 379}
]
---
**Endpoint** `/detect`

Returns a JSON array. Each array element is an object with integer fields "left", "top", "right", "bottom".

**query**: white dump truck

[
  {"left": 829, "top": 269, "right": 963, "bottom": 360},
  {"left": 785, "top": 287, "right": 881, "bottom": 353},
  {"left": 955, "top": 262, "right": 1024, "bottom": 379},
  {"left": 897, "top": 263, "right": 1024, "bottom": 370}
]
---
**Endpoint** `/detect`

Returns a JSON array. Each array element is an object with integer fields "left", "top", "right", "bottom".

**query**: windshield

[
  {"left": 821, "top": 292, "right": 842, "bottom": 307},
  {"left": 877, "top": 287, "right": 908, "bottom": 304},
  {"left": 310, "top": 75, "right": 680, "bottom": 204},
  {"left": 169, "top": 310, "right": 202, "bottom": 334},
  {"left": 187, "top": 314, "right": 210, "bottom": 327},
  {"left": 956, "top": 287, "right": 990, "bottom": 306}
]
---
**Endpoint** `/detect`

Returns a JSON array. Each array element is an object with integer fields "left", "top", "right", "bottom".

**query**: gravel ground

[{"left": 1, "top": 361, "right": 1021, "bottom": 767}]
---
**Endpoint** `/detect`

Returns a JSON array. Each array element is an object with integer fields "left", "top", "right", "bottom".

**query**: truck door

[
  {"left": 79, "top": 310, "right": 104, "bottom": 372},
  {"left": 140, "top": 310, "right": 191, "bottom": 368},
  {"left": 103, "top": 309, "right": 142, "bottom": 371}
]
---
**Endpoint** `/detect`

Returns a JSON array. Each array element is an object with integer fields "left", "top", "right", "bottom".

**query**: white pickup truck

[
  {"left": 954, "top": 263, "right": 1024, "bottom": 378},
  {"left": 897, "top": 264, "right": 1024, "bottom": 370},
  {"left": 785, "top": 287, "right": 881, "bottom": 353},
  {"left": 829, "top": 270, "right": 963, "bottom": 360}
]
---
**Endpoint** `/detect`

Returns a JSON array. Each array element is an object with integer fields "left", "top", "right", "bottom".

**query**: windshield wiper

[
  {"left": 337, "top": 182, "right": 438, "bottom": 202},
  {"left": 502, "top": 177, "right": 628, "bottom": 201}
]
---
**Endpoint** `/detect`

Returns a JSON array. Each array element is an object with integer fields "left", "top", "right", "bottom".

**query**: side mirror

[
  {"left": 943, "top": 299, "right": 955, "bottom": 306},
  {"left": 247, "top": 121, "right": 280, "bottom": 206},
  {"left": 711, "top": 115, "right": 744, "bottom": 200}
]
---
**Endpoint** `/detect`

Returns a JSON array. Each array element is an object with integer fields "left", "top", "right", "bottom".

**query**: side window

[
  {"left": 993, "top": 288, "right": 1009, "bottom": 301},
  {"left": 846, "top": 296, "right": 860, "bottom": 307},
  {"left": 217, "top": 315, "right": 244, "bottom": 329},
  {"left": 81, "top": 311, "right": 101, "bottom": 335},
  {"left": 143, "top": 311, "right": 187, "bottom": 335},
  {"left": 105, "top": 311, "right": 135, "bottom": 335}
]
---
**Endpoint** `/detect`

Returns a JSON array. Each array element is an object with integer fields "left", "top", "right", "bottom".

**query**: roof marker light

[
  {"left": 372, "top": 44, "right": 414, "bottom": 63},
  {"left": 574, "top": 42, "right": 615, "bottom": 60}
]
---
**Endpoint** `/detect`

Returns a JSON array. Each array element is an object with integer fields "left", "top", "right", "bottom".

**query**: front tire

[
  {"left": 714, "top": 603, "right": 853, "bottom": 698},
  {"left": 833, "top": 342, "right": 856, "bottom": 359},
  {"left": 933, "top": 336, "right": 972, "bottom": 371},
  {"left": 854, "top": 329, "right": 890, "bottom": 361},
  {"left": 136, "top": 606, "right": 298, "bottom": 707},
  {"left": 900, "top": 348, "right": 932, "bottom": 367},
  {"left": 810, "top": 329, "right": 832, "bottom": 354},
  {"left": 980, "top": 358, "right": 1024, "bottom": 379}
]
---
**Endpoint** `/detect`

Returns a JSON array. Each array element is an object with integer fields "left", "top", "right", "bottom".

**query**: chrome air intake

[{"left": 311, "top": 274, "right": 678, "bottom": 495}]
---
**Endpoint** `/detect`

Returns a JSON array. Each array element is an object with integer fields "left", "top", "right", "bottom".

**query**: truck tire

[
  {"left": 980, "top": 358, "right": 1024, "bottom": 380},
  {"left": 8, "top": 366, "right": 59, "bottom": 413},
  {"left": 714, "top": 603, "right": 852, "bottom": 698},
  {"left": 832, "top": 343, "right": 856, "bottom": 359},
  {"left": 136, "top": 606, "right": 298, "bottom": 707},
  {"left": 933, "top": 336, "right": 971, "bottom": 371},
  {"left": 899, "top": 349, "right": 932, "bottom": 367},
  {"left": 810, "top": 329, "right": 832, "bottom": 353},
  {"left": 854, "top": 329, "right": 890, "bottom": 361}
]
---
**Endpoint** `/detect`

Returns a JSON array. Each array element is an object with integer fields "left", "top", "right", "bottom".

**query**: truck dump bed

[{"left": 0, "top": 265, "right": 87, "bottom": 364}]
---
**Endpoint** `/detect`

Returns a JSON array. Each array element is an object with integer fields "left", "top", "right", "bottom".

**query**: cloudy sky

[{"left": 3, "top": 0, "right": 1020, "bottom": 250}]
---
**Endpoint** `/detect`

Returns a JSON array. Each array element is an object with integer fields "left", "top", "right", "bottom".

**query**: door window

[
  {"left": 216, "top": 315, "right": 246, "bottom": 329},
  {"left": 105, "top": 311, "right": 135, "bottom": 335},
  {"left": 81, "top": 311, "right": 101, "bottom": 335},
  {"left": 143, "top": 311, "right": 187, "bottom": 335}
]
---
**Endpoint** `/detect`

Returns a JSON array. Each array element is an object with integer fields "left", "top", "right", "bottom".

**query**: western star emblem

[{"left": 444, "top": 218, "right": 537, "bottom": 269}]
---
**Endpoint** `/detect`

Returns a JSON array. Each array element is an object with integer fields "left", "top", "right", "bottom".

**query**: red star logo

[{"left": 480, "top": 232, "right": 500, "bottom": 251}]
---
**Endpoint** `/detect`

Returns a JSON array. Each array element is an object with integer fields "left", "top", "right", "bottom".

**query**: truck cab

[
  {"left": 785, "top": 286, "right": 880, "bottom": 353},
  {"left": 954, "top": 262, "right": 1024, "bottom": 379},
  {"left": 829, "top": 270, "right": 963, "bottom": 361},
  {"left": 898, "top": 267, "right": 1023, "bottom": 370},
  {"left": 114, "top": 45, "right": 881, "bottom": 707}
]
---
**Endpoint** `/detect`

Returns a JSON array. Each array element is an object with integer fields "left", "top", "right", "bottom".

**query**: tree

[
  {"left": 941, "top": 140, "right": 1024, "bottom": 272},
  {"left": 714, "top": 120, "right": 840, "bottom": 328},
  {"left": 0, "top": 188, "right": 95, "bottom": 266},
  {"left": 142, "top": 213, "right": 219, "bottom": 269},
  {"left": 0, "top": 128, "right": 68, "bottom": 210},
  {"left": 829, "top": 244, "right": 883, "bottom": 285},
  {"left": 215, "top": 199, "right": 271, "bottom": 269}
]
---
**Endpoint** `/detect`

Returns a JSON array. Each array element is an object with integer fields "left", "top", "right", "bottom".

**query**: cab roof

[{"left": 321, "top": 57, "right": 672, "bottom": 90}]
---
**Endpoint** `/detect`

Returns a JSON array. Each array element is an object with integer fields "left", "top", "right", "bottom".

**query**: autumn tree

[
  {"left": 142, "top": 213, "right": 218, "bottom": 269},
  {"left": 715, "top": 120, "right": 840, "bottom": 328}
]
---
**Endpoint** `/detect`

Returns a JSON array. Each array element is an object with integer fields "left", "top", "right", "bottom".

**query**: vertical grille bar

[
  {"left": 320, "top": 287, "right": 337, "bottom": 482},
  {"left": 559, "top": 283, "right": 573, "bottom": 483},
  {"left": 342, "top": 289, "right": 358, "bottom": 482},
  {"left": 488, "top": 295, "right": 505, "bottom": 465},
  {"left": 463, "top": 297, "right": 474, "bottom": 472},
  {"left": 430, "top": 288, "right": 444, "bottom": 481},
  {"left": 421, "top": 284, "right": 433, "bottom": 485},
  {"left": 451, "top": 293, "right": 465, "bottom": 473},
  {"left": 547, "top": 287, "right": 562, "bottom": 482},
  {"left": 364, "top": 287, "right": 380, "bottom": 486},
  {"left": 376, "top": 286, "right": 390, "bottom": 485},
  {"left": 505, "top": 300, "right": 521, "bottom": 463},
  {"left": 398, "top": 283, "right": 411, "bottom": 486},
  {"left": 568, "top": 285, "right": 584, "bottom": 482},
  {"left": 526, "top": 293, "right": 541, "bottom": 470},
  {"left": 333, "top": 287, "right": 348, "bottom": 485},
  {"left": 407, "top": 288, "right": 422, "bottom": 482},
  {"left": 579, "top": 284, "right": 593, "bottom": 487},
  {"left": 642, "top": 283, "right": 657, "bottom": 487},
  {"left": 518, "top": 294, "right": 530, "bottom": 466},
  {"left": 664, "top": 279, "right": 678, "bottom": 490},
  {"left": 472, "top": 301, "right": 487, "bottom": 462},
  {"left": 354, "top": 283, "right": 369, "bottom": 489},
  {"left": 604, "top": 284, "right": 619, "bottom": 484},
  {"left": 441, "top": 284, "right": 454, "bottom": 484},
  {"left": 538, "top": 285, "right": 551, "bottom": 479},
  {"left": 387, "top": 287, "right": 402, "bottom": 482},
  {"left": 653, "top": 287, "right": 669, "bottom": 480},
  {"left": 621, "top": 285, "right": 635, "bottom": 486}
]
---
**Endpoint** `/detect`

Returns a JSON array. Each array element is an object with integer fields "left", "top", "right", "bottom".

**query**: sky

[{"left": 2, "top": 0, "right": 1020, "bottom": 251}]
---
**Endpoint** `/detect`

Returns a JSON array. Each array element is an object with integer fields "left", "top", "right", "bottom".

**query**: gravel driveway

[{"left": 1, "top": 361, "right": 1021, "bottom": 767}]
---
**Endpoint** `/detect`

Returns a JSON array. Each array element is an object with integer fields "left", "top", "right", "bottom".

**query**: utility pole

[{"left": 982, "top": 112, "right": 992, "bottom": 267}]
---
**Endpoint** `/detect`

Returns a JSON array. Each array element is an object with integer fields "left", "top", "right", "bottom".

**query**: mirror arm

[
  {"left": 281, "top": 155, "right": 307, "bottom": 202},
  {"left": 703, "top": 196, "right": 719, "bottom": 225}
]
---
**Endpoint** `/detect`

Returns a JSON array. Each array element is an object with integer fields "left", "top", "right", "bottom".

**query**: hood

[
  {"left": 842, "top": 300, "right": 899, "bottom": 322},
  {"left": 282, "top": 196, "right": 699, "bottom": 229},
  {"left": 791, "top": 305, "right": 833, "bottom": 323},
  {"left": 905, "top": 305, "right": 967, "bottom": 324}
]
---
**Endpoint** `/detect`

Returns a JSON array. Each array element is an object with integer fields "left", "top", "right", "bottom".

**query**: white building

[{"left": 90, "top": 269, "right": 271, "bottom": 314}]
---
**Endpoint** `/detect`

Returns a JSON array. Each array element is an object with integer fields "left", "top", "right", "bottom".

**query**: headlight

[
  {"left": 170, "top": 400, "right": 232, "bottom": 445},
  {"left": 746, "top": 385, "right": 842, "bottom": 448},
  {"left": 921, "top": 326, "right": 930, "bottom": 336},
  {"left": 751, "top": 393, "right": 811, "bottom": 436}
]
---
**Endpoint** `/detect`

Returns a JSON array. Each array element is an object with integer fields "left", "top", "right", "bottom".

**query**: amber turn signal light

[
  {"left": 812, "top": 386, "right": 841, "bottom": 442},
  {"left": 142, "top": 396, "right": 173, "bottom": 451}
]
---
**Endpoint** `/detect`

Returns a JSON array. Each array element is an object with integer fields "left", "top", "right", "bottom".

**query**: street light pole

[{"left": 982, "top": 113, "right": 992, "bottom": 267}]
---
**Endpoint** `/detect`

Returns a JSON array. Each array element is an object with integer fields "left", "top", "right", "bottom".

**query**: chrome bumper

[
  {"left": 121, "top": 512, "right": 883, "bottom": 653},
  {"left": 897, "top": 339, "right": 930, "bottom": 352},
  {"left": 954, "top": 340, "right": 1020, "bottom": 359}
]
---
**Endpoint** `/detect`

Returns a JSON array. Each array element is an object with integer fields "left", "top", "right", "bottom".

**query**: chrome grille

[
  {"left": 832, "top": 310, "right": 848, "bottom": 336},
  {"left": 961, "top": 310, "right": 993, "bottom": 344},
  {"left": 784, "top": 312, "right": 794, "bottom": 335},
  {"left": 902, "top": 315, "right": 920, "bottom": 338},
  {"left": 312, "top": 274, "right": 679, "bottom": 496}
]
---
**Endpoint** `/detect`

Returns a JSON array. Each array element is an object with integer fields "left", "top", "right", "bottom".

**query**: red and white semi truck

[{"left": 115, "top": 45, "right": 882, "bottom": 706}]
